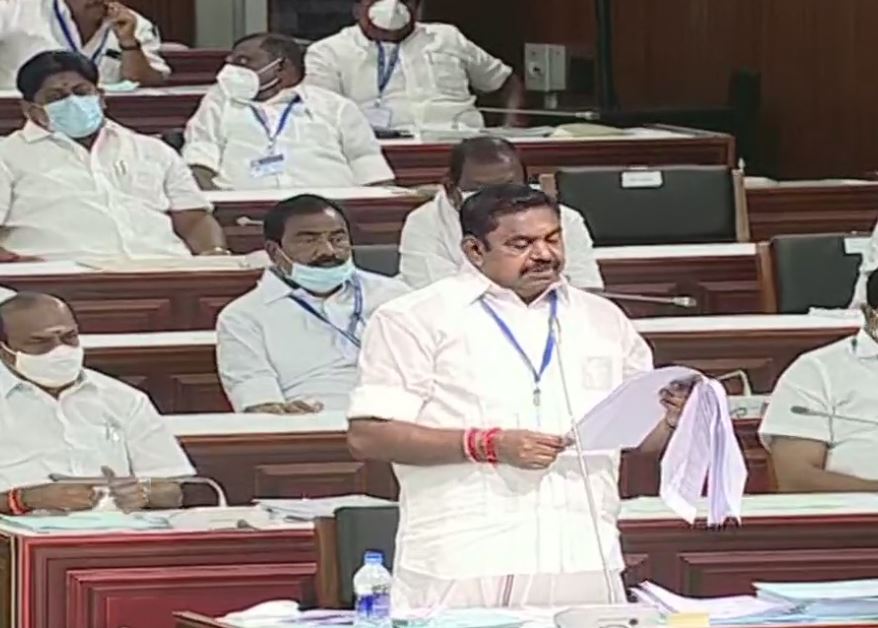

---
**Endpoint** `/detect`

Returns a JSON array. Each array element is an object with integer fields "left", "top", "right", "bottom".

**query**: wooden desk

[
  {"left": 170, "top": 413, "right": 770, "bottom": 506},
  {"left": 164, "top": 50, "right": 226, "bottom": 86},
  {"left": 620, "top": 494, "right": 878, "bottom": 596},
  {"left": 0, "top": 243, "right": 761, "bottom": 334},
  {"left": 0, "top": 522, "right": 315, "bottom": 628},
  {"left": 80, "top": 315, "right": 856, "bottom": 412},
  {"left": 746, "top": 182, "right": 878, "bottom": 241}
]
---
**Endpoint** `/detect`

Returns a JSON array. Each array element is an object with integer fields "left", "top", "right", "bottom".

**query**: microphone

[
  {"left": 553, "top": 317, "right": 619, "bottom": 605},
  {"left": 476, "top": 106, "right": 601, "bottom": 121},
  {"left": 235, "top": 216, "right": 263, "bottom": 227},
  {"left": 589, "top": 290, "right": 697, "bottom": 309},
  {"left": 176, "top": 477, "right": 229, "bottom": 508}
]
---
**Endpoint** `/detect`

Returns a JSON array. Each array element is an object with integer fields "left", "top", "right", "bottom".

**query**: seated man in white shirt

[
  {"left": 0, "top": 0, "right": 169, "bottom": 88},
  {"left": 760, "top": 269, "right": 878, "bottom": 492},
  {"left": 399, "top": 136, "right": 604, "bottom": 290},
  {"left": 0, "top": 292, "right": 195, "bottom": 515},
  {"left": 0, "top": 51, "right": 227, "bottom": 262},
  {"left": 217, "top": 194, "right": 408, "bottom": 414},
  {"left": 183, "top": 32, "right": 394, "bottom": 191},
  {"left": 348, "top": 183, "right": 692, "bottom": 609},
  {"left": 305, "top": 0, "right": 525, "bottom": 131}
]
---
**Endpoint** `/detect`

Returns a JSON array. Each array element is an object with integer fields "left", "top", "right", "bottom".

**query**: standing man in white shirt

[
  {"left": 0, "top": 292, "right": 195, "bottom": 515},
  {"left": 348, "top": 184, "right": 692, "bottom": 609},
  {"left": 760, "top": 269, "right": 878, "bottom": 492},
  {"left": 217, "top": 194, "right": 408, "bottom": 414},
  {"left": 0, "top": 0, "right": 169, "bottom": 88},
  {"left": 183, "top": 33, "right": 395, "bottom": 191},
  {"left": 305, "top": 0, "right": 526, "bottom": 131},
  {"left": 0, "top": 51, "right": 227, "bottom": 262},
  {"left": 400, "top": 137, "right": 604, "bottom": 290}
]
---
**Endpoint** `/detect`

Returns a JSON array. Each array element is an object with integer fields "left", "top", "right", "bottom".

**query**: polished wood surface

[
  {"left": 125, "top": 0, "right": 196, "bottom": 46},
  {"left": 16, "top": 528, "right": 315, "bottom": 628},
  {"left": 0, "top": 251, "right": 760, "bottom": 333},
  {"left": 0, "top": 534, "right": 11, "bottom": 628},
  {"left": 179, "top": 418, "right": 769, "bottom": 507},
  {"left": 164, "top": 50, "right": 226, "bottom": 86},
  {"left": 86, "top": 323, "right": 852, "bottom": 413}
]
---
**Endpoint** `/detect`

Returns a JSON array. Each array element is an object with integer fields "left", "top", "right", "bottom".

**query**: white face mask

[
  {"left": 216, "top": 58, "right": 281, "bottom": 102},
  {"left": 4, "top": 343, "right": 84, "bottom": 388},
  {"left": 368, "top": 0, "right": 412, "bottom": 31}
]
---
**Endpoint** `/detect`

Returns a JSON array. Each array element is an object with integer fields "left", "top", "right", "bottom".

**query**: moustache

[
  {"left": 521, "top": 261, "right": 561, "bottom": 276},
  {"left": 311, "top": 257, "right": 345, "bottom": 268}
]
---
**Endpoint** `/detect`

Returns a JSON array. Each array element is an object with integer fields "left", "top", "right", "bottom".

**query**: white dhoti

[{"left": 392, "top": 568, "right": 626, "bottom": 612}]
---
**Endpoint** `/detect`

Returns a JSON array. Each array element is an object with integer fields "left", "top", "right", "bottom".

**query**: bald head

[{"left": 0, "top": 293, "right": 79, "bottom": 356}]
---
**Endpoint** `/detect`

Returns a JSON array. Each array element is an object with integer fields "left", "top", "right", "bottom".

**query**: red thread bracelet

[
  {"left": 8, "top": 489, "right": 28, "bottom": 515},
  {"left": 484, "top": 428, "right": 501, "bottom": 464}
]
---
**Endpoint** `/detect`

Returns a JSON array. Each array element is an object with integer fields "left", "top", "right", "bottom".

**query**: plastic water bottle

[{"left": 353, "top": 550, "right": 392, "bottom": 628}]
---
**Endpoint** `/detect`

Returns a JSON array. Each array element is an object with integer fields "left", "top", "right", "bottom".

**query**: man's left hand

[
  {"left": 106, "top": 2, "right": 137, "bottom": 46},
  {"left": 659, "top": 375, "right": 701, "bottom": 428},
  {"left": 102, "top": 466, "right": 148, "bottom": 513}
]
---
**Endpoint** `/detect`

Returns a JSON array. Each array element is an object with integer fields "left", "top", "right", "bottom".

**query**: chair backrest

[
  {"left": 556, "top": 165, "right": 737, "bottom": 246},
  {"left": 353, "top": 245, "right": 400, "bottom": 277},
  {"left": 335, "top": 505, "right": 399, "bottom": 607},
  {"left": 759, "top": 233, "right": 865, "bottom": 313}
]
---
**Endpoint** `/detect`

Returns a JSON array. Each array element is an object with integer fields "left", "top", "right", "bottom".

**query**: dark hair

[
  {"left": 868, "top": 269, "right": 878, "bottom": 309},
  {"left": 233, "top": 32, "right": 304, "bottom": 72},
  {"left": 449, "top": 136, "right": 527, "bottom": 185},
  {"left": 264, "top": 194, "right": 351, "bottom": 244},
  {"left": 17, "top": 50, "right": 99, "bottom": 102},
  {"left": 459, "top": 183, "right": 558, "bottom": 242},
  {"left": 0, "top": 292, "right": 65, "bottom": 343}
]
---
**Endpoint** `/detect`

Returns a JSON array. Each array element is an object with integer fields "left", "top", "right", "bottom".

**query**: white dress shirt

[
  {"left": 0, "top": 0, "right": 169, "bottom": 89},
  {"left": 0, "top": 120, "right": 211, "bottom": 261},
  {"left": 348, "top": 264, "right": 653, "bottom": 584},
  {"left": 399, "top": 190, "right": 605, "bottom": 290},
  {"left": 217, "top": 268, "right": 409, "bottom": 412},
  {"left": 182, "top": 84, "right": 394, "bottom": 190},
  {"left": 305, "top": 24, "right": 512, "bottom": 131},
  {"left": 0, "top": 362, "right": 194, "bottom": 492},
  {"left": 759, "top": 330, "right": 878, "bottom": 481}
]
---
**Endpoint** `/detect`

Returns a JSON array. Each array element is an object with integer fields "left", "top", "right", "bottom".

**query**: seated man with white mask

[
  {"left": 305, "top": 0, "right": 526, "bottom": 131},
  {"left": 216, "top": 194, "right": 409, "bottom": 414},
  {"left": 0, "top": 51, "right": 227, "bottom": 262},
  {"left": 399, "top": 136, "right": 604, "bottom": 290},
  {"left": 183, "top": 33, "right": 394, "bottom": 191},
  {"left": 0, "top": 292, "right": 195, "bottom": 515},
  {"left": 760, "top": 269, "right": 878, "bottom": 492}
]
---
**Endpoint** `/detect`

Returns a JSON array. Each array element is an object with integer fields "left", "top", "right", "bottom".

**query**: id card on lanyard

[
  {"left": 287, "top": 278, "right": 364, "bottom": 349},
  {"left": 53, "top": 0, "right": 112, "bottom": 66},
  {"left": 366, "top": 43, "right": 400, "bottom": 129},
  {"left": 248, "top": 95, "right": 301, "bottom": 179}
]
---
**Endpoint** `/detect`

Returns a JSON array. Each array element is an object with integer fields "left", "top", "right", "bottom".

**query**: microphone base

[{"left": 554, "top": 603, "right": 661, "bottom": 628}]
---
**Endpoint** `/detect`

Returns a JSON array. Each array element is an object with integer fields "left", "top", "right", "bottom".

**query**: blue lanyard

[
  {"left": 480, "top": 292, "right": 558, "bottom": 407},
  {"left": 249, "top": 96, "right": 301, "bottom": 151},
  {"left": 53, "top": 0, "right": 111, "bottom": 65},
  {"left": 376, "top": 43, "right": 401, "bottom": 97},
  {"left": 287, "top": 278, "right": 364, "bottom": 348}
]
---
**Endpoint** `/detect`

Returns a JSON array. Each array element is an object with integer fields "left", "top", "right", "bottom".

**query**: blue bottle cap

[{"left": 364, "top": 550, "right": 384, "bottom": 565}]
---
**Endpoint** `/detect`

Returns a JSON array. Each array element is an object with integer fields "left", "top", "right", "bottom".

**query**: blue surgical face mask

[
  {"left": 43, "top": 94, "right": 104, "bottom": 139},
  {"left": 283, "top": 255, "right": 356, "bottom": 293}
]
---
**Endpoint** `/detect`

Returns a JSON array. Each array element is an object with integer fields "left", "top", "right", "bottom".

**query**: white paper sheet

[
  {"left": 572, "top": 366, "right": 699, "bottom": 450},
  {"left": 633, "top": 581, "right": 792, "bottom": 620},
  {"left": 258, "top": 495, "right": 395, "bottom": 520}
]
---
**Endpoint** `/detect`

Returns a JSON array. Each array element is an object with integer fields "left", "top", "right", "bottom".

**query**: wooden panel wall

[
  {"left": 124, "top": 0, "right": 196, "bottom": 46},
  {"left": 427, "top": 0, "right": 878, "bottom": 179}
]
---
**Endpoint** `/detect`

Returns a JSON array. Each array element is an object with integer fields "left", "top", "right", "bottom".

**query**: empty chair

[
  {"left": 353, "top": 244, "right": 400, "bottom": 277},
  {"left": 758, "top": 233, "right": 866, "bottom": 313},
  {"left": 556, "top": 165, "right": 738, "bottom": 246}
]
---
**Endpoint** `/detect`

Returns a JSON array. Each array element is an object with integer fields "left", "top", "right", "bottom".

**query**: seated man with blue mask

[
  {"left": 0, "top": 50, "right": 227, "bottom": 262},
  {"left": 216, "top": 194, "right": 409, "bottom": 414}
]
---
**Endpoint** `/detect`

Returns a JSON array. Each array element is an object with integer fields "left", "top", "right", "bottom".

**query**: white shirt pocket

[{"left": 427, "top": 51, "right": 469, "bottom": 97}]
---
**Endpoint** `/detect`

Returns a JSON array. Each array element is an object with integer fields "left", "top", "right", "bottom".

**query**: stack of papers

[
  {"left": 257, "top": 495, "right": 396, "bottom": 521},
  {"left": 632, "top": 581, "right": 794, "bottom": 624},
  {"left": 753, "top": 580, "right": 878, "bottom": 622},
  {"left": 0, "top": 512, "right": 169, "bottom": 533}
]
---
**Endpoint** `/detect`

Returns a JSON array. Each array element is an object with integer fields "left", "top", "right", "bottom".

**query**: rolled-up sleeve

[
  {"left": 347, "top": 308, "right": 433, "bottom": 423},
  {"left": 759, "top": 356, "right": 832, "bottom": 448},
  {"left": 216, "top": 308, "right": 285, "bottom": 411},
  {"left": 182, "top": 87, "right": 225, "bottom": 171},
  {"left": 124, "top": 392, "right": 195, "bottom": 478},
  {"left": 161, "top": 144, "right": 214, "bottom": 212},
  {"left": 561, "top": 207, "right": 604, "bottom": 290},
  {"left": 455, "top": 28, "right": 512, "bottom": 93},
  {"left": 337, "top": 99, "right": 394, "bottom": 184},
  {"left": 135, "top": 15, "right": 171, "bottom": 76}
]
